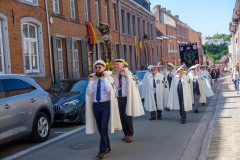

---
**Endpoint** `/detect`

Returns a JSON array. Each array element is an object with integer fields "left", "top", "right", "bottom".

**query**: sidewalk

[{"left": 206, "top": 77, "right": 240, "bottom": 160}]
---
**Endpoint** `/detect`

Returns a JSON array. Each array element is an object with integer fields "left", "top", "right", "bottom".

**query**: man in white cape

[
  {"left": 85, "top": 60, "right": 122, "bottom": 159},
  {"left": 167, "top": 67, "right": 193, "bottom": 124},
  {"left": 166, "top": 62, "right": 176, "bottom": 89},
  {"left": 200, "top": 65, "right": 214, "bottom": 97},
  {"left": 114, "top": 59, "right": 145, "bottom": 143},
  {"left": 142, "top": 65, "right": 168, "bottom": 120},
  {"left": 188, "top": 65, "right": 206, "bottom": 113}
]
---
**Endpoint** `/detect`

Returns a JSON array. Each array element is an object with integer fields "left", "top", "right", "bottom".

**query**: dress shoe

[
  {"left": 126, "top": 136, "right": 133, "bottom": 143},
  {"left": 149, "top": 117, "right": 156, "bottom": 121},
  {"left": 194, "top": 109, "right": 198, "bottom": 113},
  {"left": 122, "top": 135, "right": 127, "bottom": 141},
  {"left": 202, "top": 103, "right": 205, "bottom": 106},
  {"left": 97, "top": 152, "right": 105, "bottom": 159},
  {"left": 181, "top": 121, "right": 186, "bottom": 124},
  {"left": 157, "top": 115, "right": 162, "bottom": 119},
  {"left": 165, "top": 107, "right": 170, "bottom": 111},
  {"left": 105, "top": 148, "right": 111, "bottom": 154}
]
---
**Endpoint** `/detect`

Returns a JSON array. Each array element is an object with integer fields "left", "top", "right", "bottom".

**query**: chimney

[
  {"left": 175, "top": 15, "right": 179, "bottom": 20},
  {"left": 167, "top": 10, "right": 171, "bottom": 15},
  {"left": 162, "top": 7, "right": 166, "bottom": 12}
]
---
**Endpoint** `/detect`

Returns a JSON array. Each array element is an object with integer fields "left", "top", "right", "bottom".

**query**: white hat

[
  {"left": 195, "top": 64, "right": 200, "bottom": 67},
  {"left": 147, "top": 65, "right": 154, "bottom": 70},
  {"left": 176, "top": 66, "right": 184, "bottom": 72},
  {"left": 167, "top": 63, "right": 174, "bottom": 68},
  {"left": 93, "top": 60, "right": 106, "bottom": 67},
  {"left": 190, "top": 65, "right": 196, "bottom": 70},
  {"left": 114, "top": 59, "right": 128, "bottom": 66}
]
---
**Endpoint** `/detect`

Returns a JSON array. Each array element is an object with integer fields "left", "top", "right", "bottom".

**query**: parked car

[
  {"left": 0, "top": 74, "right": 54, "bottom": 145},
  {"left": 133, "top": 70, "right": 148, "bottom": 97},
  {"left": 48, "top": 79, "right": 88, "bottom": 125}
]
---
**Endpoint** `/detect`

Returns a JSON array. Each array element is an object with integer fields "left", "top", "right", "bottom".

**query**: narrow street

[{"left": 1, "top": 77, "right": 224, "bottom": 160}]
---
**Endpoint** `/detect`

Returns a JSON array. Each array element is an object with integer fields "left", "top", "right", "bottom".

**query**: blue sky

[{"left": 150, "top": 0, "right": 236, "bottom": 37}]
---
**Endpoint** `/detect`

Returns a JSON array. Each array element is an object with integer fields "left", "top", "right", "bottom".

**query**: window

[
  {"left": 19, "top": 0, "right": 38, "bottom": 6},
  {"left": 70, "top": 0, "right": 76, "bottom": 19},
  {"left": 112, "top": 3, "right": 117, "bottom": 30},
  {"left": 23, "top": 23, "right": 40, "bottom": 73},
  {"left": 96, "top": 0, "right": 99, "bottom": 26},
  {"left": 4, "top": 79, "right": 31, "bottom": 97},
  {"left": 127, "top": 12, "right": 131, "bottom": 35},
  {"left": 123, "top": 45, "right": 127, "bottom": 61},
  {"left": 121, "top": 10, "right": 125, "bottom": 33},
  {"left": 132, "top": 15, "right": 136, "bottom": 36},
  {"left": 143, "top": 20, "right": 145, "bottom": 35},
  {"left": 129, "top": 45, "right": 132, "bottom": 70},
  {"left": 116, "top": 44, "right": 120, "bottom": 59},
  {"left": 84, "top": 0, "right": 89, "bottom": 22},
  {"left": 53, "top": 0, "right": 60, "bottom": 14},
  {"left": 105, "top": 0, "right": 108, "bottom": 24},
  {"left": 138, "top": 17, "right": 141, "bottom": 36},
  {"left": 56, "top": 38, "right": 64, "bottom": 80},
  {"left": 0, "top": 20, "right": 5, "bottom": 74},
  {"left": 73, "top": 41, "right": 80, "bottom": 78}
]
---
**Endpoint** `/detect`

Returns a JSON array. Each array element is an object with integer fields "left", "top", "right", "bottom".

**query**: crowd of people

[{"left": 85, "top": 59, "right": 216, "bottom": 159}]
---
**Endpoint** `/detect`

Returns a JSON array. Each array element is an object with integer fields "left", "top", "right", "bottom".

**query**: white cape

[
  {"left": 201, "top": 70, "right": 214, "bottom": 97},
  {"left": 167, "top": 74, "right": 193, "bottom": 111},
  {"left": 142, "top": 73, "right": 167, "bottom": 111},
  {"left": 85, "top": 75, "right": 122, "bottom": 134}
]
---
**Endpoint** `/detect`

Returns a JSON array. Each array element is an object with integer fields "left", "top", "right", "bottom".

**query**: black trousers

[
  {"left": 179, "top": 99, "right": 186, "bottom": 121},
  {"left": 150, "top": 94, "right": 162, "bottom": 118},
  {"left": 93, "top": 101, "right": 111, "bottom": 152},
  {"left": 117, "top": 97, "right": 133, "bottom": 136}
]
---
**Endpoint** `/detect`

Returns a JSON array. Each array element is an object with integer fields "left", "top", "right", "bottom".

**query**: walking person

[
  {"left": 85, "top": 60, "right": 122, "bottom": 159},
  {"left": 114, "top": 59, "right": 145, "bottom": 143},
  {"left": 167, "top": 67, "right": 193, "bottom": 124},
  {"left": 232, "top": 65, "right": 240, "bottom": 94},
  {"left": 188, "top": 66, "right": 206, "bottom": 113},
  {"left": 142, "top": 65, "right": 168, "bottom": 120},
  {"left": 166, "top": 63, "right": 176, "bottom": 89}
]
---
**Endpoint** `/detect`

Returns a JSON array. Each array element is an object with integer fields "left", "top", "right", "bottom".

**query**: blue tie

[
  {"left": 118, "top": 74, "right": 122, "bottom": 97},
  {"left": 177, "top": 78, "right": 183, "bottom": 101},
  {"left": 153, "top": 77, "right": 156, "bottom": 88},
  {"left": 96, "top": 79, "right": 101, "bottom": 102}
]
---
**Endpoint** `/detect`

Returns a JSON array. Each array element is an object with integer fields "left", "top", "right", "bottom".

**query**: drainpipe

[{"left": 45, "top": 0, "right": 54, "bottom": 83}]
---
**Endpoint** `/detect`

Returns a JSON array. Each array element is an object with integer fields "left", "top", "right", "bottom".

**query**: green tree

[{"left": 211, "top": 34, "right": 231, "bottom": 41}]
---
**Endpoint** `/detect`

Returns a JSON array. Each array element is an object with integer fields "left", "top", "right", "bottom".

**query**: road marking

[
  {"left": 2, "top": 126, "right": 86, "bottom": 160},
  {"left": 54, "top": 131, "right": 67, "bottom": 134}
]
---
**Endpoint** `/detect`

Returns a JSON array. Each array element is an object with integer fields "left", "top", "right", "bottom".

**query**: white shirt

[
  {"left": 233, "top": 70, "right": 240, "bottom": 80},
  {"left": 86, "top": 77, "right": 112, "bottom": 102},
  {"left": 114, "top": 74, "right": 128, "bottom": 97}
]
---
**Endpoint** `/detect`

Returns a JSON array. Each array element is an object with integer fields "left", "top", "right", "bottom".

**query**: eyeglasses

[
  {"left": 95, "top": 66, "right": 102, "bottom": 69},
  {"left": 151, "top": 68, "right": 156, "bottom": 71},
  {"left": 191, "top": 68, "right": 196, "bottom": 70}
]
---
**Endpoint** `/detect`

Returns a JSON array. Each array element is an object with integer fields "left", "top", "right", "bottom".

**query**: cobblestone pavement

[{"left": 206, "top": 77, "right": 240, "bottom": 160}]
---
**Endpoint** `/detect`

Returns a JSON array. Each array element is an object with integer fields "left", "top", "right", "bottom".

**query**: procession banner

[{"left": 179, "top": 43, "right": 199, "bottom": 68}]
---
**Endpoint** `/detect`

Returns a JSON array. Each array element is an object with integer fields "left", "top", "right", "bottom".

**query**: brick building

[
  {"left": 120, "top": 0, "right": 156, "bottom": 70},
  {"left": 189, "top": 28, "right": 204, "bottom": 64},
  {"left": 0, "top": 0, "right": 51, "bottom": 89},
  {"left": 152, "top": 5, "right": 179, "bottom": 66}
]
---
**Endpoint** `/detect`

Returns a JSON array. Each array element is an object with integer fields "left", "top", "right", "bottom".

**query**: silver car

[{"left": 0, "top": 75, "right": 54, "bottom": 145}]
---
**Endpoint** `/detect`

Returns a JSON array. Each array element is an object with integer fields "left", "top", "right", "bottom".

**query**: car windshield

[
  {"left": 134, "top": 71, "right": 147, "bottom": 79},
  {"left": 48, "top": 82, "right": 71, "bottom": 93},
  {"left": 70, "top": 80, "right": 89, "bottom": 93}
]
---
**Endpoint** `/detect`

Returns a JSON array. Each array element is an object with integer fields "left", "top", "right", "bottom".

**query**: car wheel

[
  {"left": 31, "top": 112, "right": 50, "bottom": 143},
  {"left": 77, "top": 105, "right": 85, "bottom": 125}
]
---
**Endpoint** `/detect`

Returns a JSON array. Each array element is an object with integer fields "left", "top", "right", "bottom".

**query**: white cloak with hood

[
  {"left": 85, "top": 74, "right": 122, "bottom": 134},
  {"left": 188, "top": 72, "right": 207, "bottom": 103},
  {"left": 142, "top": 72, "right": 167, "bottom": 112},
  {"left": 114, "top": 69, "right": 145, "bottom": 117},
  {"left": 167, "top": 74, "right": 193, "bottom": 111}
]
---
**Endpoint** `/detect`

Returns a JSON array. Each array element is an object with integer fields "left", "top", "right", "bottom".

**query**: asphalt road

[{"left": 0, "top": 77, "right": 223, "bottom": 160}]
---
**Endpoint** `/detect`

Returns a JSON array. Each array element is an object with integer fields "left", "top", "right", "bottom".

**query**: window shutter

[
  {"left": 66, "top": 38, "right": 73, "bottom": 79},
  {"left": 81, "top": 40, "right": 89, "bottom": 77},
  {"left": 52, "top": 36, "right": 60, "bottom": 82}
]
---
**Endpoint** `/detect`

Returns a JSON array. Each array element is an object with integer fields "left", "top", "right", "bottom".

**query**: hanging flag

[
  {"left": 134, "top": 36, "right": 139, "bottom": 60},
  {"left": 139, "top": 41, "right": 142, "bottom": 54},
  {"left": 179, "top": 43, "right": 199, "bottom": 68},
  {"left": 87, "top": 22, "right": 97, "bottom": 45},
  {"left": 148, "top": 41, "right": 152, "bottom": 63}
]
